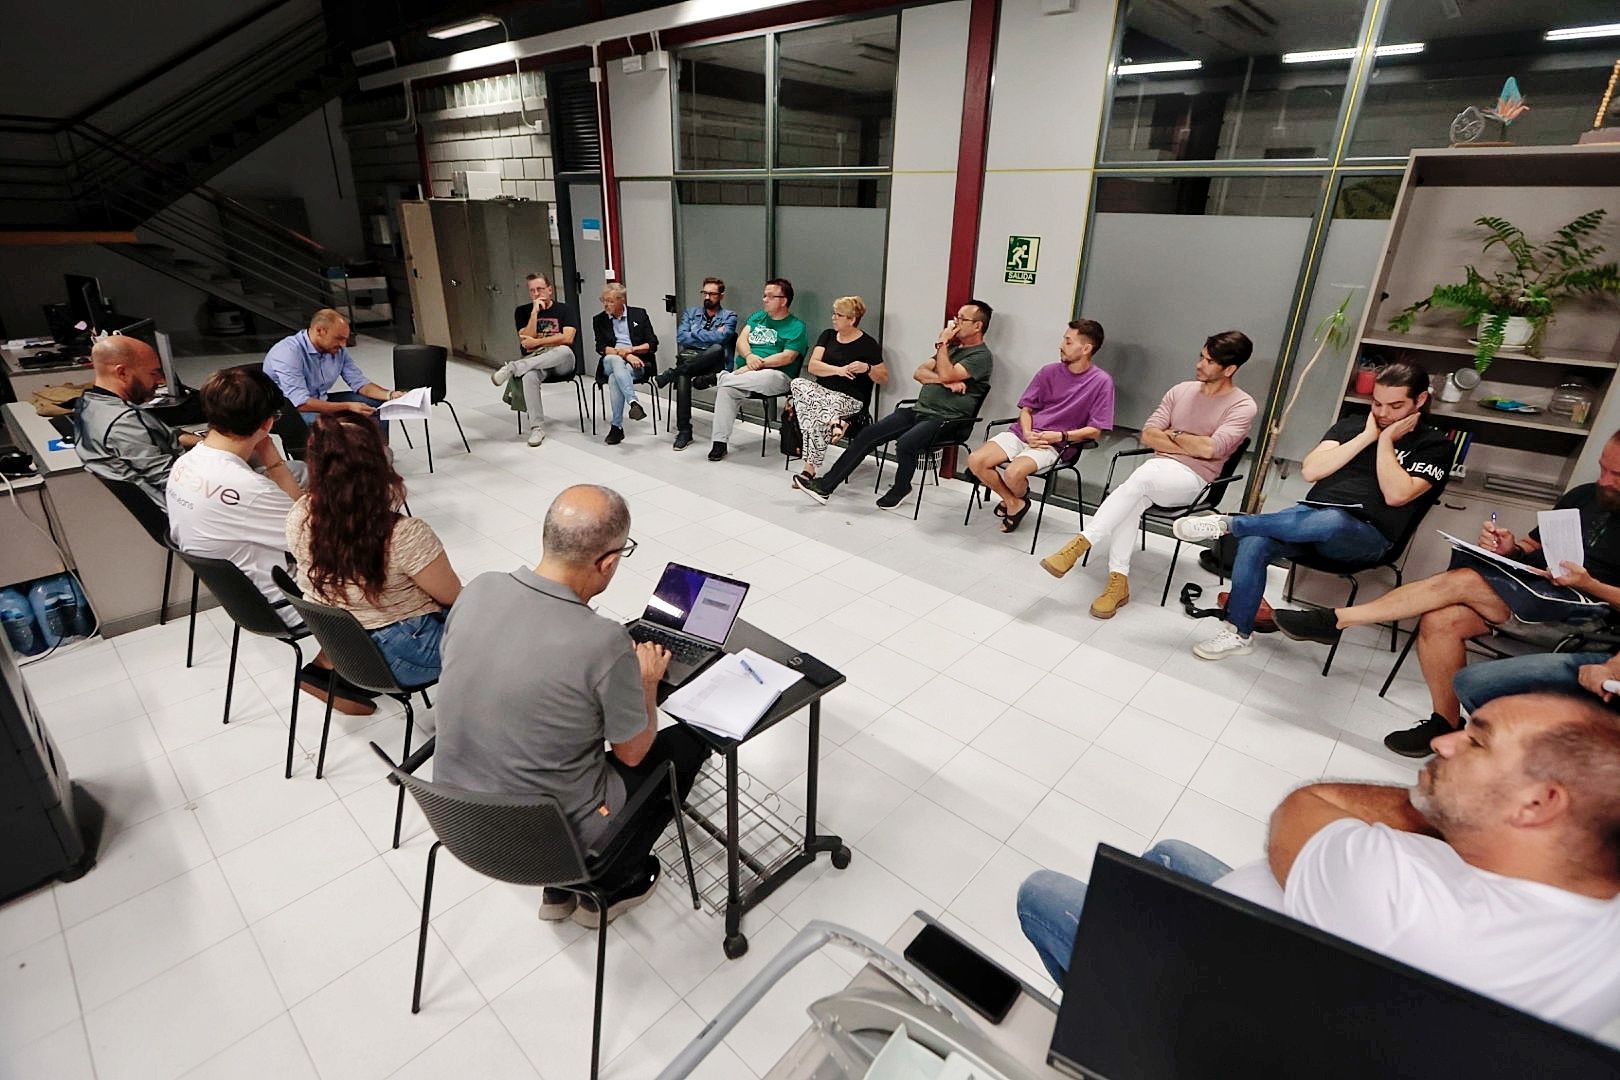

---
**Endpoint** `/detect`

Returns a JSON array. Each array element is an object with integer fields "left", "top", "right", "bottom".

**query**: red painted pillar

[
  {"left": 594, "top": 65, "right": 625, "bottom": 280},
  {"left": 946, "top": 0, "right": 999, "bottom": 316}
]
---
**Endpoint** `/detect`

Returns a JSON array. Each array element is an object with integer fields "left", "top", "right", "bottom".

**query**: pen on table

[{"left": 738, "top": 657, "right": 765, "bottom": 685}]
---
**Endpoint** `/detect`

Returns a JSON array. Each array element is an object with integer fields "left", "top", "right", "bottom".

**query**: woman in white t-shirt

[{"left": 287, "top": 414, "right": 462, "bottom": 686}]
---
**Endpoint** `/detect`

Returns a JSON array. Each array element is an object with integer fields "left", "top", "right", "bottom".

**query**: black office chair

[
  {"left": 392, "top": 345, "right": 471, "bottom": 473},
  {"left": 273, "top": 566, "right": 434, "bottom": 849},
  {"left": 93, "top": 475, "right": 201, "bottom": 667},
  {"left": 593, "top": 353, "right": 661, "bottom": 434},
  {"left": 174, "top": 551, "right": 310, "bottom": 777},
  {"left": 513, "top": 345, "right": 591, "bottom": 437},
  {"left": 871, "top": 399, "right": 986, "bottom": 521},
  {"left": 1085, "top": 437, "right": 1252, "bottom": 606},
  {"left": 270, "top": 399, "right": 310, "bottom": 462},
  {"left": 739, "top": 391, "right": 787, "bottom": 457},
  {"left": 961, "top": 419, "right": 1098, "bottom": 554},
  {"left": 371, "top": 741, "right": 700, "bottom": 1080}
]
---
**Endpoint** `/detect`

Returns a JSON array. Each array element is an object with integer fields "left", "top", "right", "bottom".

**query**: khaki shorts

[{"left": 988, "top": 429, "right": 1060, "bottom": 472}]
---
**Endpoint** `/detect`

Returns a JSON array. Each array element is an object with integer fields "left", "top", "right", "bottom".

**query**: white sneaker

[
  {"left": 491, "top": 363, "right": 513, "bottom": 386},
  {"left": 1193, "top": 626, "right": 1253, "bottom": 661},
  {"left": 1173, "top": 514, "right": 1232, "bottom": 542},
  {"left": 526, "top": 425, "right": 546, "bottom": 447}
]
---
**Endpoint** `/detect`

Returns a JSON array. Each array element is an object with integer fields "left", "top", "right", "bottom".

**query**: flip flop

[{"left": 1001, "top": 501, "right": 1032, "bottom": 533}]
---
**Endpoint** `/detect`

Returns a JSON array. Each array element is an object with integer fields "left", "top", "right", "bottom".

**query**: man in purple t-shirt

[{"left": 966, "top": 319, "right": 1113, "bottom": 534}]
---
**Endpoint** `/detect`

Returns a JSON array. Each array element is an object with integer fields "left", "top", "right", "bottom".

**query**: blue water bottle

[
  {"left": 29, "top": 574, "right": 79, "bottom": 649},
  {"left": 0, "top": 587, "right": 43, "bottom": 656},
  {"left": 66, "top": 574, "right": 95, "bottom": 637}
]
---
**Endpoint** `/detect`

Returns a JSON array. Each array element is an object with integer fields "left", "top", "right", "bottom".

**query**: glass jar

[{"left": 1549, "top": 380, "right": 1596, "bottom": 425}]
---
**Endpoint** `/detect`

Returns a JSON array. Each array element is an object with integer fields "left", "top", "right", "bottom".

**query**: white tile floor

[{"left": 3, "top": 343, "right": 1433, "bottom": 1079}]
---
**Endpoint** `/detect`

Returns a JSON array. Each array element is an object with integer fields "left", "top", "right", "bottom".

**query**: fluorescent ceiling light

[
  {"left": 1282, "top": 42, "right": 1425, "bottom": 63},
  {"left": 1545, "top": 23, "right": 1620, "bottom": 41},
  {"left": 427, "top": 16, "right": 501, "bottom": 40},
  {"left": 1117, "top": 59, "right": 1203, "bottom": 75}
]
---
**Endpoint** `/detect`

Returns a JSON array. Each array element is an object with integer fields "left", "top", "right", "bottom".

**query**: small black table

[{"left": 659, "top": 619, "right": 850, "bottom": 959}]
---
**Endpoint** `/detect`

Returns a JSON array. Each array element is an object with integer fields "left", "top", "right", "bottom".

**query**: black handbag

[{"left": 780, "top": 400, "right": 803, "bottom": 459}]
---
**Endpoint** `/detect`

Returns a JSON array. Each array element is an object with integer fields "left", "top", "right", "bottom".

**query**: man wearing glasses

[
  {"left": 706, "top": 278, "right": 810, "bottom": 462},
  {"left": 658, "top": 276, "right": 739, "bottom": 451},
  {"left": 434, "top": 485, "right": 710, "bottom": 927}
]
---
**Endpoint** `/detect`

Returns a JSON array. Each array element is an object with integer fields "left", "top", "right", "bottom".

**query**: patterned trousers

[{"left": 789, "top": 377, "right": 864, "bottom": 469}]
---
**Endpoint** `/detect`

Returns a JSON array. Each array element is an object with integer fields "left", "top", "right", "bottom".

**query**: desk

[
  {"left": 2, "top": 344, "right": 93, "bottom": 403},
  {"left": 662, "top": 619, "right": 850, "bottom": 960}
]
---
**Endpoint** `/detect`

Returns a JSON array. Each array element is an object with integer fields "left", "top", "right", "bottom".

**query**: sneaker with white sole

[
  {"left": 1173, "top": 514, "right": 1232, "bottom": 543},
  {"left": 526, "top": 425, "right": 546, "bottom": 447},
  {"left": 491, "top": 363, "right": 513, "bottom": 386},
  {"left": 538, "top": 887, "right": 576, "bottom": 920},
  {"left": 1192, "top": 625, "right": 1253, "bottom": 660}
]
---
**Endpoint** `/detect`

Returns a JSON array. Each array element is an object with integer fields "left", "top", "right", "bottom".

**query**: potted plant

[{"left": 1388, "top": 209, "right": 1620, "bottom": 372}]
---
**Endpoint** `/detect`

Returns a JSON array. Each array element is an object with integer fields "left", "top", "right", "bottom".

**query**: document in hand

[
  {"left": 662, "top": 648, "right": 802, "bottom": 740},
  {"left": 1536, "top": 508, "right": 1585, "bottom": 580},
  {"left": 376, "top": 386, "right": 434, "bottom": 421},
  {"left": 1437, "top": 531, "right": 1605, "bottom": 606}
]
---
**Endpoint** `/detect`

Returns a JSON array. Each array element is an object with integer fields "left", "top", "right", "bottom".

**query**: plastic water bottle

[
  {"left": 66, "top": 575, "right": 95, "bottom": 638},
  {"left": 0, "top": 587, "right": 42, "bottom": 656},
  {"left": 28, "top": 574, "right": 79, "bottom": 649}
]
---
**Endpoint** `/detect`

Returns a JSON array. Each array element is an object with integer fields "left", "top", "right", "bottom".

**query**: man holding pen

[{"left": 1273, "top": 429, "right": 1620, "bottom": 756}]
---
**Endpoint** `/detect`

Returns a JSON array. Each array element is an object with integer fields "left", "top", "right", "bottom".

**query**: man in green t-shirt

[
  {"left": 707, "top": 278, "right": 811, "bottom": 461},
  {"left": 795, "top": 300, "right": 994, "bottom": 508}
]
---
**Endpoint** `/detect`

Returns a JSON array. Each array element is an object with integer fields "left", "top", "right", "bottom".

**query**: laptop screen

[{"left": 641, "top": 563, "right": 749, "bottom": 645}]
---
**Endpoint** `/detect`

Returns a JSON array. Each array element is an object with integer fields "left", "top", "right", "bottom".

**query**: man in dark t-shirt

[
  {"left": 1274, "top": 431, "right": 1620, "bottom": 756},
  {"left": 491, "top": 272, "right": 579, "bottom": 446},
  {"left": 1173, "top": 363, "right": 1451, "bottom": 663}
]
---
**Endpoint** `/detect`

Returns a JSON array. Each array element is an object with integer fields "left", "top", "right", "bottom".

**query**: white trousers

[{"left": 1081, "top": 456, "right": 1205, "bottom": 575}]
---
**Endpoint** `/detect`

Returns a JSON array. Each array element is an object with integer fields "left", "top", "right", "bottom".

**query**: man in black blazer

[{"left": 592, "top": 281, "right": 659, "bottom": 445}]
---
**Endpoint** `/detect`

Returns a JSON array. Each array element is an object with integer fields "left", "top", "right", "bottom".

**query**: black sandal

[{"left": 1001, "top": 501, "right": 1032, "bottom": 533}]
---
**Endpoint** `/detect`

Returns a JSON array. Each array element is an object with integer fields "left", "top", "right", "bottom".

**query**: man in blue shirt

[
  {"left": 262, "top": 309, "right": 399, "bottom": 439},
  {"left": 656, "top": 277, "right": 737, "bottom": 451}
]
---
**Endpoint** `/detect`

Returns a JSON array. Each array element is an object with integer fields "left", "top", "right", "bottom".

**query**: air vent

[{"left": 548, "top": 67, "right": 600, "bottom": 173}]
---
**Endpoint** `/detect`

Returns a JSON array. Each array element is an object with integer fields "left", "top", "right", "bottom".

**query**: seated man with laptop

[
  {"left": 1017, "top": 691, "right": 1620, "bottom": 1036},
  {"left": 434, "top": 484, "right": 711, "bottom": 928},
  {"left": 626, "top": 562, "right": 751, "bottom": 688}
]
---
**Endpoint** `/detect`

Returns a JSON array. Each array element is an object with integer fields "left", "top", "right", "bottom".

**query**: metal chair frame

[
  {"left": 870, "top": 399, "right": 986, "bottom": 521},
  {"left": 592, "top": 352, "right": 662, "bottom": 435},
  {"left": 393, "top": 345, "right": 471, "bottom": 474},
  {"left": 93, "top": 475, "right": 202, "bottom": 666},
  {"left": 961, "top": 418, "right": 1096, "bottom": 554}
]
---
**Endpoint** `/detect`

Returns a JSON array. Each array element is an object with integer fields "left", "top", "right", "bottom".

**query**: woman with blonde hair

[{"left": 787, "top": 295, "right": 887, "bottom": 484}]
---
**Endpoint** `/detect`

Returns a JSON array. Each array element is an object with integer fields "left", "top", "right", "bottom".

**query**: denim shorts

[
  {"left": 1452, "top": 551, "right": 1608, "bottom": 628},
  {"left": 368, "top": 611, "right": 446, "bottom": 688}
]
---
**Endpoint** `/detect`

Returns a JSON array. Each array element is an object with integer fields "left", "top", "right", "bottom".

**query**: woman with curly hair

[{"left": 286, "top": 413, "right": 462, "bottom": 685}]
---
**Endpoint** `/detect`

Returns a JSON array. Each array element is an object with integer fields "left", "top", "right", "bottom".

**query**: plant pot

[{"left": 1500, "top": 315, "right": 1534, "bottom": 349}]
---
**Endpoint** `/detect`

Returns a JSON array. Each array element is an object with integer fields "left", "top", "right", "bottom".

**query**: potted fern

[{"left": 1388, "top": 209, "right": 1620, "bottom": 372}]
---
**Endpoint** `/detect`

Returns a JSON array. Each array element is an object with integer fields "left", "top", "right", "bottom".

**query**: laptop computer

[{"left": 626, "top": 562, "right": 750, "bottom": 688}]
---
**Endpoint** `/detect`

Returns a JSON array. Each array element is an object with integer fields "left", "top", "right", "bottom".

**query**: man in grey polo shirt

[{"left": 434, "top": 484, "right": 710, "bottom": 927}]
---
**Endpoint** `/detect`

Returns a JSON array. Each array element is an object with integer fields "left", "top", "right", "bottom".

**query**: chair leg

[
  {"left": 159, "top": 549, "right": 173, "bottom": 627},
  {"left": 314, "top": 674, "right": 337, "bottom": 778},
  {"left": 913, "top": 454, "right": 929, "bottom": 520},
  {"left": 873, "top": 448, "right": 884, "bottom": 493},
  {"left": 1389, "top": 568, "right": 1403, "bottom": 651},
  {"left": 591, "top": 892, "right": 610, "bottom": 1080},
  {"left": 1029, "top": 480, "right": 1051, "bottom": 555},
  {"left": 669, "top": 768, "right": 700, "bottom": 911},
  {"left": 222, "top": 625, "right": 240, "bottom": 725},
  {"left": 963, "top": 477, "right": 979, "bottom": 526},
  {"left": 1380, "top": 627, "right": 1419, "bottom": 697},
  {"left": 420, "top": 688, "right": 432, "bottom": 709},
  {"left": 424, "top": 421, "right": 434, "bottom": 473},
  {"left": 1161, "top": 539, "right": 1183, "bottom": 606},
  {"left": 185, "top": 576, "right": 200, "bottom": 668},
  {"left": 1322, "top": 578, "right": 1359, "bottom": 677},
  {"left": 760, "top": 400, "right": 773, "bottom": 458},
  {"left": 394, "top": 699, "right": 415, "bottom": 849},
  {"left": 400, "top": 424, "right": 414, "bottom": 449},
  {"left": 443, "top": 401, "right": 471, "bottom": 453},
  {"left": 411, "top": 840, "right": 442, "bottom": 1014}
]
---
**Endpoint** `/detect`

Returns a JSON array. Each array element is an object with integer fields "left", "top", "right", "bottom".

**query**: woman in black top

[{"left": 787, "top": 295, "right": 887, "bottom": 481}]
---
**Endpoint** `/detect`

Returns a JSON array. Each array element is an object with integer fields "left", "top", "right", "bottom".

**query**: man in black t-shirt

[
  {"left": 491, "top": 272, "right": 578, "bottom": 446},
  {"left": 1173, "top": 363, "right": 1451, "bottom": 662},
  {"left": 1275, "top": 430, "right": 1620, "bottom": 757}
]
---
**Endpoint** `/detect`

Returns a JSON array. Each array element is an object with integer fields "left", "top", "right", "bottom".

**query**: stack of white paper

[
  {"left": 376, "top": 386, "right": 434, "bottom": 421},
  {"left": 662, "top": 648, "right": 802, "bottom": 740}
]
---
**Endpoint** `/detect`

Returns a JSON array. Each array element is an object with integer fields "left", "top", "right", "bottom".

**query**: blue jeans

[
  {"left": 368, "top": 611, "right": 445, "bottom": 687},
  {"left": 1017, "top": 840, "right": 1232, "bottom": 984},
  {"left": 601, "top": 354, "right": 640, "bottom": 427},
  {"left": 301, "top": 391, "right": 389, "bottom": 442},
  {"left": 1453, "top": 650, "right": 1608, "bottom": 716},
  {"left": 1226, "top": 505, "right": 1390, "bottom": 636}
]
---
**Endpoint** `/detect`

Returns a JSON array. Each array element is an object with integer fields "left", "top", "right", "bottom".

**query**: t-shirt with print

[
  {"left": 737, "top": 310, "right": 811, "bottom": 379},
  {"left": 166, "top": 444, "right": 297, "bottom": 626},
  {"left": 812, "top": 328, "right": 885, "bottom": 409},
  {"left": 916, "top": 342, "right": 993, "bottom": 421},
  {"left": 1017, "top": 361, "right": 1114, "bottom": 461},
  {"left": 1520, "top": 483, "right": 1620, "bottom": 587},
  {"left": 1215, "top": 819, "right": 1620, "bottom": 1035},
  {"left": 1303, "top": 415, "right": 1451, "bottom": 542},
  {"left": 286, "top": 498, "right": 446, "bottom": 630},
  {"left": 513, "top": 300, "right": 579, "bottom": 355}
]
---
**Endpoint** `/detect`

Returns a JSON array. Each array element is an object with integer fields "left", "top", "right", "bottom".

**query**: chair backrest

[
  {"left": 393, "top": 345, "right": 449, "bottom": 403},
  {"left": 271, "top": 399, "right": 311, "bottom": 461},
  {"left": 94, "top": 474, "right": 171, "bottom": 548},
  {"left": 271, "top": 566, "right": 405, "bottom": 693},
  {"left": 1385, "top": 476, "right": 1449, "bottom": 562},
  {"left": 1213, "top": 436, "right": 1251, "bottom": 486},
  {"left": 177, "top": 550, "right": 297, "bottom": 638},
  {"left": 377, "top": 748, "right": 592, "bottom": 888}
]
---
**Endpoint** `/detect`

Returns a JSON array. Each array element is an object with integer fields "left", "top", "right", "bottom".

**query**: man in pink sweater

[{"left": 1040, "top": 331, "right": 1257, "bottom": 619}]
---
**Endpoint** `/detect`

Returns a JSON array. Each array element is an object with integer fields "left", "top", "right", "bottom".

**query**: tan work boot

[
  {"left": 1040, "top": 534, "right": 1091, "bottom": 578},
  {"left": 1089, "top": 573, "right": 1130, "bottom": 619}
]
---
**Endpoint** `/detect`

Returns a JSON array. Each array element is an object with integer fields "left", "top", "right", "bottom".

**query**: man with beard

[
  {"left": 72, "top": 334, "right": 201, "bottom": 505},
  {"left": 1273, "top": 431, "right": 1620, "bottom": 756},
  {"left": 1017, "top": 692, "right": 1620, "bottom": 1036},
  {"left": 658, "top": 277, "right": 738, "bottom": 451}
]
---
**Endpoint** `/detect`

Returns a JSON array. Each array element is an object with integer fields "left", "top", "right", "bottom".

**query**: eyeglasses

[
  {"left": 597, "top": 536, "right": 637, "bottom": 563},
  {"left": 763, "top": 293, "right": 785, "bottom": 300},
  {"left": 701, "top": 290, "right": 722, "bottom": 297}
]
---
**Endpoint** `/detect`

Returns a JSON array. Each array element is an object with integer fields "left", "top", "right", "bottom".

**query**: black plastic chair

[
  {"left": 174, "top": 551, "right": 309, "bottom": 776},
  {"left": 1083, "top": 437, "right": 1252, "bottom": 606},
  {"left": 93, "top": 475, "right": 201, "bottom": 667},
  {"left": 514, "top": 347, "right": 590, "bottom": 437},
  {"left": 273, "top": 566, "right": 434, "bottom": 849},
  {"left": 593, "top": 353, "right": 661, "bottom": 435},
  {"left": 1377, "top": 616, "right": 1620, "bottom": 698},
  {"left": 393, "top": 345, "right": 471, "bottom": 474},
  {"left": 961, "top": 418, "right": 1097, "bottom": 554},
  {"left": 270, "top": 399, "right": 311, "bottom": 462},
  {"left": 370, "top": 741, "right": 700, "bottom": 1080},
  {"left": 871, "top": 399, "right": 986, "bottom": 521}
]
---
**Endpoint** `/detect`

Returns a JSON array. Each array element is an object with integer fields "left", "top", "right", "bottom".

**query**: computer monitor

[
  {"left": 64, "top": 273, "right": 107, "bottom": 334},
  {"left": 109, "top": 319, "right": 185, "bottom": 400},
  {"left": 1049, "top": 845, "right": 1620, "bottom": 1079}
]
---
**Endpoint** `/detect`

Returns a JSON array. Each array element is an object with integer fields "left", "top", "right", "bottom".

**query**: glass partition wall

[{"left": 1079, "top": 0, "right": 1618, "bottom": 512}]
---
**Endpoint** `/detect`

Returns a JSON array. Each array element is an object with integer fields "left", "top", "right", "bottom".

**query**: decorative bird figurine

[{"left": 1486, "top": 76, "right": 1529, "bottom": 126}]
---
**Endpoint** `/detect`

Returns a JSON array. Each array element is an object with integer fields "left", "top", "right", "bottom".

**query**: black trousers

[
  {"left": 816, "top": 406, "right": 945, "bottom": 493},
  {"left": 597, "top": 724, "right": 710, "bottom": 893},
  {"left": 670, "top": 345, "right": 729, "bottom": 435}
]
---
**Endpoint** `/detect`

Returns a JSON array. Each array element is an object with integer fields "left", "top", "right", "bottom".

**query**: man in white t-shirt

[
  {"left": 1016, "top": 692, "right": 1620, "bottom": 1035},
  {"left": 167, "top": 366, "right": 372, "bottom": 715}
]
